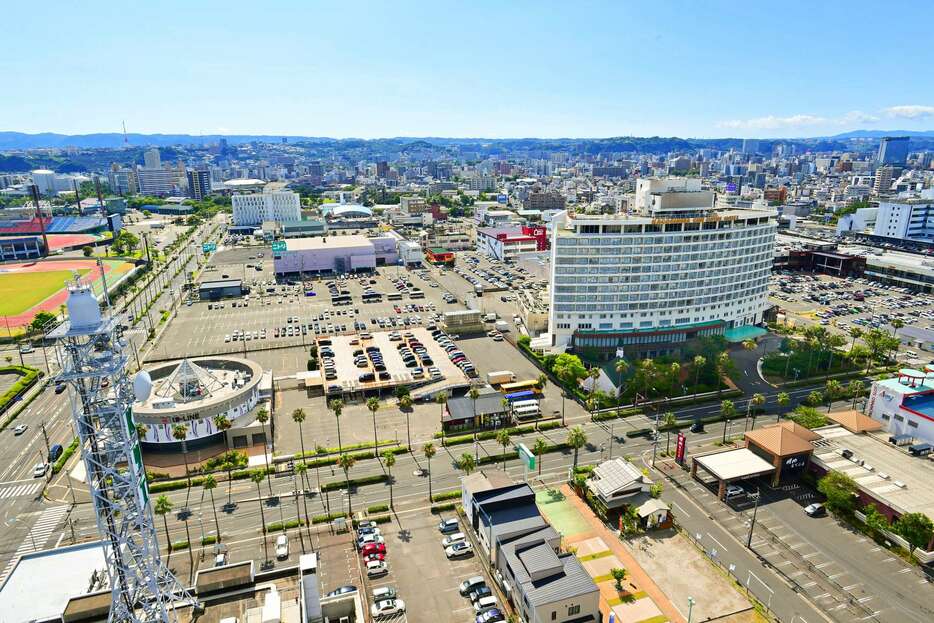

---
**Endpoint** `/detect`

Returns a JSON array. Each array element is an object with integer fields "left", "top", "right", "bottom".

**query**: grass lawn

[
  {"left": 0, "top": 269, "right": 89, "bottom": 315},
  {"left": 535, "top": 489, "right": 591, "bottom": 537}
]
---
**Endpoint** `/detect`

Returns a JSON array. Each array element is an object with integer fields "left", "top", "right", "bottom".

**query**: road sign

[
  {"left": 271, "top": 241, "right": 287, "bottom": 252},
  {"left": 201, "top": 242, "right": 216, "bottom": 253},
  {"left": 516, "top": 443, "right": 535, "bottom": 470}
]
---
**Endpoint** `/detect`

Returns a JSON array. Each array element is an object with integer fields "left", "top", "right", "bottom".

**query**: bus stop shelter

[{"left": 691, "top": 448, "right": 775, "bottom": 499}]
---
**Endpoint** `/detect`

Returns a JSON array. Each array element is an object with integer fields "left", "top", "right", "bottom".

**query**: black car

[
  {"left": 54, "top": 383, "right": 67, "bottom": 394},
  {"left": 325, "top": 585, "right": 357, "bottom": 597}
]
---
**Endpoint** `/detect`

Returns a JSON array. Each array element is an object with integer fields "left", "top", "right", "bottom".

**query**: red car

[
  {"left": 363, "top": 552, "right": 386, "bottom": 563},
  {"left": 361, "top": 543, "right": 386, "bottom": 557}
]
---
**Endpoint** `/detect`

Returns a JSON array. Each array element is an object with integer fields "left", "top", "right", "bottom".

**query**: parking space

[
  {"left": 360, "top": 512, "right": 490, "bottom": 623},
  {"left": 770, "top": 270, "right": 934, "bottom": 365}
]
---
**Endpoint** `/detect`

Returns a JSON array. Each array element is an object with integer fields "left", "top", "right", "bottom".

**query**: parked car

[
  {"left": 470, "top": 586, "right": 492, "bottom": 603},
  {"left": 32, "top": 462, "right": 48, "bottom": 478},
  {"left": 324, "top": 585, "right": 357, "bottom": 597},
  {"left": 446, "top": 541, "right": 473, "bottom": 559},
  {"left": 275, "top": 535, "right": 289, "bottom": 559},
  {"left": 476, "top": 608, "right": 505, "bottom": 623},
  {"left": 441, "top": 532, "right": 466, "bottom": 548},
  {"left": 460, "top": 576, "right": 486, "bottom": 596},
  {"left": 366, "top": 560, "right": 389, "bottom": 578},
  {"left": 370, "top": 598, "right": 405, "bottom": 619},
  {"left": 13, "top": 424, "right": 28, "bottom": 435},
  {"left": 372, "top": 586, "right": 397, "bottom": 601},
  {"left": 724, "top": 485, "right": 745, "bottom": 500},
  {"left": 804, "top": 503, "right": 826, "bottom": 517},
  {"left": 438, "top": 518, "right": 459, "bottom": 534},
  {"left": 360, "top": 542, "right": 386, "bottom": 557}
]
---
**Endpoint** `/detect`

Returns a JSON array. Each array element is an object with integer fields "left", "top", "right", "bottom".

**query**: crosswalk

[
  {"left": 0, "top": 481, "right": 43, "bottom": 500},
  {"left": 0, "top": 505, "right": 70, "bottom": 585}
]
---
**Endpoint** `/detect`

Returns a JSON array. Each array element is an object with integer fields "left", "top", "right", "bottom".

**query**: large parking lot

[
  {"left": 360, "top": 512, "right": 491, "bottom": 623},
  {"left": 770, "top": 270, "right": 934, "bottom": 364}
]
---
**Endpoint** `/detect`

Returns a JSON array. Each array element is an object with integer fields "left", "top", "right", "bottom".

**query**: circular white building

[{"left": 134, "top": 356, "right": 264, "bottom": 449}]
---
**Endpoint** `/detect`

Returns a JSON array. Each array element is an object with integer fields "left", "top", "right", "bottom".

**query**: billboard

[
  {"left": 675, "top": 432, "right": 686, "bottom": 464},
  {"left": 202, "top": 242, "right": 216, "bottom": 253},
  {"left": 271, "top": 241, "right": 287, "bottom": 252}
]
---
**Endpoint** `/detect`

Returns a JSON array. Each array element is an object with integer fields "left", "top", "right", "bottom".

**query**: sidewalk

[{"left": 560, "top": 483, "right": 686, "bottom": 623}]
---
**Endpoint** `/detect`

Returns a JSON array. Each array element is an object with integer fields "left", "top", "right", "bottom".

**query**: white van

[{"left": 474, "top": 596, "right": 498, "bottom": 613}]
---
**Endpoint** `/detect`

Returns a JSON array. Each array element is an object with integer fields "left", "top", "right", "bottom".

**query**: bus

[
  {"left": 500, "top": 380, "right": 540, "bottom": 394},
  {"left": 504, "top": 390, "right": 537, "bottom": 401},
  {"left": 513, "top": 404, "right": 540, "bottom": 420},
  {"left": 387, "top": 292, "right": 403, "bottom": 301},
  {"left": 511, "top": 399, "right": 539, "bottom": 411}
]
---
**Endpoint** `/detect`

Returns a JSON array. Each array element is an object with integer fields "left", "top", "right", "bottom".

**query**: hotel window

[{"left": 568, "top": 605, "right": 581, "bottom": 616}]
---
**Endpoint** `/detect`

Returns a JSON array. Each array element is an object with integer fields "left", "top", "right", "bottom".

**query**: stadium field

[{"left": 0, "top": 269, "right": 89, "bottom": 316}]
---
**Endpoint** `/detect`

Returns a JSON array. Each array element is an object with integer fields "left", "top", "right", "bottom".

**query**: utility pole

[
  {"left": 608, "top": 420, "right": 614, "bottom": 459},
  {"left": 687, "top": 597, "right": 695, "bottom": 623},
  {"left": 651, "top": 408, "right": 661, "bottom": 467},
  {"left": 746, "top": 489, "right": 761, "bottom": 549},
  {"left": 40, "top": 422, "right": 51, "bottom": 459}
]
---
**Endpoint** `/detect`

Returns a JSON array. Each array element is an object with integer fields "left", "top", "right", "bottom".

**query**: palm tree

[
  {"left": 776, "top": 391, "right": 790, "bottom": 422},
  {"left": 495, "top": 430, "right": 511, "bottom": 470},
  {"left": 398, "top": 394, "right": 414, "bottom": 450},
  {"left": 890, "top": 318, "right": 904, "bottom": 339},
  {"left": 720, "top": 400, "right": 736, "bottom": 443},
  {"left": 585, "top": 395, "right": 597, "bottom": 420},
  {"left": 212, "top": 414, "right": 233, "bottom": 505},
  {"left": 661, "top": 412, "right": 677, "bottom": 454},
  {"left": 292, "top": 462, "right": 307, "bottom": 553},
  {"left": 366, "top": 397, "right": 380, "bottom": 457},
  {"left": 337, "top": 453, "right": 356, "bottom": 518},
  {"left": 614, "top": 359, "right": 630, "bottom": 416},
  {"left": 692, "top": 355, "right": 706, "bottom": 400},
  {"left": 292, "top": 408, "right": 310, "bottom": 489},
  {"left": 329, "top": 398, "right": 344, "bottom": 454},
  {"left": 202, "top": 474, "right": 222, "bottom": 543},
  {"left": 716, "top": 352, "right": 730, "bottom": 397},
  {"left": 381, "top": 450, "right": 396, "bottom": 508},
  {"left": 587, "top": 367, "right": 600, "bottom": 398},
  {"left": 825, "top": 379, "right": 843, "bottom": 412},
  {"left": 458, "top": 452, "right": 476, "bottom": 476},
  {"left": 533, "top": 438, "right": 547, "bottom": 476},
  {"left": 748, "top": 393, "right": 766, "bottom": 430},
  {"left": 171, "top": 423, "right": 191, "bottom": 486},
  {"left": 251, "top": 471, "right": 270, "bottom": 561},
  {"left": 468, "top": 385, "right": 481, "bottom": 459},
  {"left": 501, "top": 397, "right": 511, "bottom": 426},
  {"left": 432, "top": 392, "right": 448, "bottom": 439},
  {"left": 669, "top": 362, "right": 681, "bottom": 396},
  {"left": 537, "top": 373, "right": 547, "bottom": 390},
  {"left": 294, "top": 462, "right": 311, "bottom": 545},
  {"left": 848, "top": 326, "right": 863, "bottom": 352},
  {"left": 255, "top": 408, "right": 273, "bottom": 495},
  {"left": 567, "top": 426, "right": 587, "bottom": 469},
  {"left": 742, "top": 339, "right": 757, "bottom": 353},
  {"left": 825, "top": 333, "right": 847, "bottom": 371},
  {"left": 848, "top": 380, "right": 864, "bottom": 411},
  {"left": 154, "top": 494, "right": 173, "bottom": 556},
  {"left": 423, "top": 442, "right": 436, "bottom": 501}
]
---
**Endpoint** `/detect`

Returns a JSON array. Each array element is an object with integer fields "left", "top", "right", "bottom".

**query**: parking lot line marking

[
  {"left": 706, "top": 532, "right": 728, "bottom": 553},
  {"left": 802, "top": 552, "right": 819, "bottom": 559},
  {"left": 814, "top": 593, "right": 830, "bottom": 599},
  {"left": 857, "top": 596, "right": 873, "bottom": 603},
  {"left": 801, "top": 581, "right": 817, "bottom": 588},
  {"left": 828, "top": 573, "right": 845, "bottom": 580},
  {"left": 843, "top": 584, "right": 861, "bottom": 590},
  {"left": 897, "top": 567, "right": 912, "bottom": 574},
  {"left": 881, "top": 556, "right": 896, "bottom": 562},
  {"left": 670, "top": 501, "right": 690, "bottom": 518},
  {"left": 815, "top": 562, "right": 832, "bottom": 569},
  {"left": 775, "top": 560, "right": 793, "bottom": 566},
  {"left": 870, "top": 546, "right": 882, "bottom": 552}
]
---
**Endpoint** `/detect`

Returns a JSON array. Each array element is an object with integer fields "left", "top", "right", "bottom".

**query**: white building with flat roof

[
  {"left": 873, "top": 193, "right": 934, "bottom": 242},
  {"left": 232, "top": 191, "right": 301, "bottom": 226},
  {"left": 548, "top": 177, "right": 777, "bottom": 357}
]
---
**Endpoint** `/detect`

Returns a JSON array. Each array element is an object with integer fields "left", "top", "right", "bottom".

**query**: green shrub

[
  {"left": 148, "top": 480, "right": 188, "bottom": 493},
  {"left": 625, "top": 428, "right": 653, "bottom": 438},
  {"left": 170, "top": 540, "right": 189, "bottom": 551},
  {"left": 592, "top": 408, "right": 642, "bottom": 422},
  {"left": 200, "top": 535, "right": 217, "bottom": 545},
  {"left": 204, "top": 451, "right": 248, "bottom": 471},
  {"left": 431, "top": 490, "right": 462, "bottom": 502},
  {"left": 302, "top": 439, "right": 399, "bottom": 458},
  {"left": 367, "top": 504, "right": 389, "bottom": 514},
  {"left": 266, "top": 518, "right": 306, "bottom": 532},
  {"left": 788, "top": 406, "right": 828, "bottom": 429},
  {"left": 52, "top": 437, "right": 80, "bottom": 474},
  {"left": 430, "top": 503, "right": 456, "bottom": 514}
]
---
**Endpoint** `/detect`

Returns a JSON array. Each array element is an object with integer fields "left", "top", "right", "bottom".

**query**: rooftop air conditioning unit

[
  {"left": 878, "top": 472, "right": 890, "bottom": 480},
  {"left": 893, "top": 480, "right": 907, "bottom": 489}
]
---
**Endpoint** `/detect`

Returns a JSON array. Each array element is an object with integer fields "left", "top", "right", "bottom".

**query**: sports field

[{"left": 0, "top": 269, "right": 88, "bottom": 316}]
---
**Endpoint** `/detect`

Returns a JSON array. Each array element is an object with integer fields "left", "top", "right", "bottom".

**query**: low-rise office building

[{"left": 272, "top": 234, "right": 398, "bottom": 275}]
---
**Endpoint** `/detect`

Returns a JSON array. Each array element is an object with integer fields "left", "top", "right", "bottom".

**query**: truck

[
  {"left": 494, "top": 320, "right": 510, "bottom": 333},
  {"left": 484, "top": 313, "right": 497, "bottom": 322},
  {"left": 487, "top": 371, "right": 516, "bottom": 385}
]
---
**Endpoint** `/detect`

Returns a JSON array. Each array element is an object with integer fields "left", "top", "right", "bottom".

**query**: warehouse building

[
  {"left": 199, "top": 279, "right": 244, "bottom": 300},
  {"left": 272, "top": 234, "right": 399, "bottom": 275}
]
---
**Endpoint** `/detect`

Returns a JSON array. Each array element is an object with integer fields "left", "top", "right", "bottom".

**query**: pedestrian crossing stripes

[
  {"left": 0, "top": 481, "right": 43, "bottom": 500},
  {"left": 0, "top": 505, "right": 70, "bottom": 585}
]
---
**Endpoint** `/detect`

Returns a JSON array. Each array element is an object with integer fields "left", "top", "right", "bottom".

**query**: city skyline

[{"left": 4, "top": 1, "right": 934, "bottom": 139}]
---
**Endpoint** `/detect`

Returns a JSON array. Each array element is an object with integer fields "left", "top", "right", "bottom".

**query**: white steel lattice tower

[{"left": 49, "top": 278, "right": 197, "bottom": 622}]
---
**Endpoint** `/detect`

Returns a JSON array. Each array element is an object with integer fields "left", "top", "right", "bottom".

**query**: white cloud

[
  {"left": 883, "top": 105, "right": 934, "bottom": 119},
  {"left": 718, "top": 114, "right": 827, "bottom": 130},
  {"left": 840, "top": 110, "right": 879, "bottom": 124}
]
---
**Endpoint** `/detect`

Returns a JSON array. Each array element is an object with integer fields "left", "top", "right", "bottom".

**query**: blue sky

[{"left": 3, "top": 1, "right": 934, "bottom": 139}]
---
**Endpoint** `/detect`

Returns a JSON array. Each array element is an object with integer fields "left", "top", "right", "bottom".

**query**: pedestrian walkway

[
  {"left": 0, "top": 505, "right": 70, "bottom": 585},
  {"left": 559, "top": 484, "right": 686, "bottom": 623},
  {"left": 0, "top": 481, "right": 43, "bottom": 500}
]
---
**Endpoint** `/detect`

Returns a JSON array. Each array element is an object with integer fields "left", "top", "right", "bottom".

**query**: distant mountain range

[{"left": 1, "top": 130, "right": 932, "bottom": 156}]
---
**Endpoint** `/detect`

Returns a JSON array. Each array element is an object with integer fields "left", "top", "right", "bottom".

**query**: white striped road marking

[
  {"left": 857, "top": 596, "right": 873, "bottom": 603},
  {"left": 897, "top": 567, "right": 912, "bottom": 574},
  {"left": 843, "top": 583, "right": 861, "bottom": 590},
  {"left": 0, "top": 506, "right": 70, "bottom": 584},
  {"left": 828, "top": 573, "right": 845, "bottom": 579},
  {"left": 814, "top": 593, "right": 831, "bottom": 599},
  {"left": 881, "top": 556, "right": 896, "bottom": 562},
  {"left": 801, "top": 581, "right": 817, "bottom": 588},
  {"left": 0, "top": 482, "right": 42, "bottom": 500},
  {"left": 815, "top": 562, "right": 832, "bottom": 569},
  {"left": 802, "top": 552, "right": 819, "bottom": 559}
]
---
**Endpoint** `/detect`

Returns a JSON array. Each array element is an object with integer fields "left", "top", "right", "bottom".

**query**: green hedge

[
  {"left": 430, "top": 503, "right": 456, "bottom": 514},
  {"left": 367, "top": 504, "right": 389, "bottom": 514},
  {"left": 200, "top": 536, "right": 217, "bottom": 545},
  {"left": 321, "top": 473, "right": 388, "bottom": 492},
  {"left": 625, "top": 428, "right": 653, "bottom": 438},
  {"left": 431, "top": 490, "right": 461, "bottom": 502},
  {"left": 0, "top": 366, "right": 41, "bottom": 425},
  {"left": 52, "top": 437, "right": 80, "bottom": 474},
  {"left": 148, "top": 480, "right": 191, "bottom": 493},
  {"left": 266, "top": 518, "right": 306, "bottom": 532},
  {"left": 170, "top": 540, "right": 189, "bottom": 551},
  {"left": 441, "top": 421, "right": 564, "bottom": 447},
  {"left": 367, "top": 514, "right": 393, "bottom": 525},
  {"left": 592, "top": 407, "right": 642, "bottom": 422},
  {"left": 312, "top": 512, "right": 347, "bottom": 524},
  {"left": 297, "top": 439, "right": 400, "bottom": 459}
]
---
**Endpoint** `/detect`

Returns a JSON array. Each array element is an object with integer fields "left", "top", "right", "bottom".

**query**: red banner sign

[{"left": 675, "top": 432, "right": 686, "bottom": 464}]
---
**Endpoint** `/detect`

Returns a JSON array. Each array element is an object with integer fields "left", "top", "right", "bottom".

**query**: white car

[
  {"left": 275, "top": 535, "right": 289, "bottom": 559},
  {"left": 32, "top": 463, "right": 48, "bottom": 478},
  {"left": 224, "top": 335, "right": 231, "bottom": 342},
  {"left": 366, "top": 560, "right": 389, "bottom": 577},
  {"left": 370, "top": 598, "right": 406, "bottom": 619},
  {"left": 445, "top": 541, "right": 473, "bottom": 558},
  {"left": 357, "top": 533, "right": 385, "bottom": 548}
]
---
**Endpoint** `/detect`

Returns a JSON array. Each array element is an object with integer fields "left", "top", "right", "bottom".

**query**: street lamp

[{"left": 687, "top": 596, "right": 695, "bottom": 623}]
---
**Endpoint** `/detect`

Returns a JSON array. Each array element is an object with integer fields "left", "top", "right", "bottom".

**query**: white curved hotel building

[{"left": 548, "top": 178, "right": 777, "bottom": 358}]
